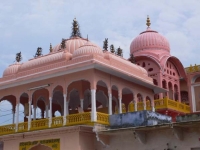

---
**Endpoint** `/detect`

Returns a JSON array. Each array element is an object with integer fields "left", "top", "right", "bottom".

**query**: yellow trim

[{"left": 30, "top": 118, "right": 49, "bottom": 131}]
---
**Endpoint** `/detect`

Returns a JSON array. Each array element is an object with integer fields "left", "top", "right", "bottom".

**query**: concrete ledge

[{"left": 109, "top": 111, "right": 171, "bottom": 129}]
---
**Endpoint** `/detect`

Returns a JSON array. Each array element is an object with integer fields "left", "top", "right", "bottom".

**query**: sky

[{"left": 0, "top": 0, "right": 200, "bottom": 124}]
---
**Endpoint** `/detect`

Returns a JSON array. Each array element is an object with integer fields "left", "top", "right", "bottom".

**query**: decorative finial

[
  {"left": 110, "top": 44, "right": 115, "bottom": 53},
  {"left": 128, "top": 53, "right": 136, "bottom": 64},
  {"left": 16, "top": 52, "right": 22, "bottom": 62},
  {"left": 49, "top": 43, "right": 53, "bottom": 52},
  {"left": 146, "top": 15, "right": 151, "bottom": 28},
  {"left": 103, "top": 38, "right": 108, "bottom": 51},
  {"left": 87, "top": 34, "right": 88, "bottom": 41},
  {"left": 34, "top": 47, "right": 43, "bottom": 58},
  {"left": 117, "top": 47, "right": 123, "bottom": 57},
  {"left": 70, "top": 18, "right": 82, "bottom": 38},
  {"left": 61, "top": 38, "right": 66, "bottom": 49}
]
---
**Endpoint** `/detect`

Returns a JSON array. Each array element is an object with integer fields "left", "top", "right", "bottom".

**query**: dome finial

[
  {"left": 70, "top": 18, "right": 82, "bottom": 38},
  {"left": 49, "top": 43, "right": 53, "bottom": 52},
  {"left": 146, "top": 15, "right": 151, "bottom": 28}
]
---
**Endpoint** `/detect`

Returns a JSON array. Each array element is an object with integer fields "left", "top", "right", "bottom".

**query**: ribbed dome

[
  {"left": 19, "top": 51, "right": 71, "bottom": 71},
  {"left": 73, "top": 41, "right": 103, "bottom": 58},
  {"left": 3, "top": 63, "right": 21, "bottom": 77},
  {"left": 53, "top": 37, "right": 88, "bottom": 54},
  {"left": 130, "top": 28, "right": 170, "bottom": 54}
]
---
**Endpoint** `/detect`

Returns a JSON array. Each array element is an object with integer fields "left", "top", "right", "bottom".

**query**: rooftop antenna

[{"left": 87, "top": 34, "right": 88, "bottom": 41}]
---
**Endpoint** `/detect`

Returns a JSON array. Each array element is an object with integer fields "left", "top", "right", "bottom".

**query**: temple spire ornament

[
  {"left": 110, "top": 44, "right": 115, "bottom": 53},
  {"left": 16, "top": 52, "right": 22, "bottom": 62},
  {"left": 70, "top": 18, "right": 82, "bottom": 38},
  {"left": 116, "top": 47, "right": 123, "bottom": 57},
  {"left": 103, "top": 38, "right": 108, "bottom": 51},
  {"left": 129, "top": 53, "right": 136, "bottom": 64},
  {"left": 49, "top": 43, "right": 53, "bottom": 52},
  {"left": 61, "top": 38, "right": 66, "bottom": 49},
  {"left": 34, "top": 47, "right": 43, "bottom": 58},
  {"left": 146, "top": 15, "right": 151, "bottom": 28}
]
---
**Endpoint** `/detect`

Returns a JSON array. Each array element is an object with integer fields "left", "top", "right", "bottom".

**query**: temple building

[{"left": 0, "top": 17, "right": 200, "bottom": 150}]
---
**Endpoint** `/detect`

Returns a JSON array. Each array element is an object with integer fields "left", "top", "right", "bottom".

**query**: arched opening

[
  {"left": 112, "top": 85, "right": 118, "bottom": 114},
  {"left": 52, "top": 85, "right": 63, "bottom": 116},
  {"left": 181, "top": 91, "right": 189, "bottom": 105},
  {"left": 137, "top": 93, "right": 143, "bottom": 102},
  {"left": 96, "top": 80, "right": 108, "bottom": 113},
  {"left": 68, "top": 89, "right": 80, "bottom": 114},
  {"left": 146, "top": 96, "right": 151, "bottom": 110},
  {"left": 112, "top": 96, "right": 118, "bottom": 114},
  {"left": 168, "top": 82, "right": 173, "bottom": 99},
  {"left": 0, "top": 95, "right": 16, "bottom": 125},
  {"left": 162, "top": 80, "right": 167, "bottom": 97},
  {"left": 153, "top": 79, "right": 159, "bottom": 99},
  {"left": 32, "top": 89, "right": 49, "bottom": 120},
  {"left": 37, "top": 98, "right": 46, "bottom": 119},
  {"left": 137, "top": 93, "right": 143, "bottom": 111},
  {"left": 174, "top": 84, "right": 179, "bottom": 101},
  {"left": 19, "top": 93, "right": 29, "bottom": 122},
  {"left": 67, "top": 80, "right": 91, "bottom": 114},
  {"left": 122, "top": 88, "right": 133, "bottom": 112},
  {"left": 54, "top": 110, "right": 61, "bottom": 117}
]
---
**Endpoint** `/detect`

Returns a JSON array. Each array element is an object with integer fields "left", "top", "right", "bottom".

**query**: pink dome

[
  {"left": 130, "top": 28, "right": 170, "bottom": 54},
  {"left": 53, "top": 37, "right": 88, "bottom": 54},
  {"left": 3, "top": 63, "right": 21, "bottom": 77},
  {"left": 73, "top": 41, "right": 103, "bottom": 58}
]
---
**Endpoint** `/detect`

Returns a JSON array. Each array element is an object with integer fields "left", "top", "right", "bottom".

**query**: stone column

[
  {"left": 191, "top": 86, "right": 196, "bottom": 112},
  {"left": 28, "top": 101, "right": 32, "bottom": 130},
  {"left": 80, "top": 99, "right": 84, "bottom": 109},
  {"left": 151, "top": 97, "right": 155, "bottom": 112},
  {"left": 12, "top": 109, "right": 15, "bottom": 124},
  {"left": 143, "top": 97, "right": 146, "bottom": 110},
  {"left": 15, "top": 103, "right": 19, "bottom": 132},
  {"left": 33, "top": 105, "right": 36, "bottom": 120},
  {"left": 172, "top": 86, "right": 175, "bottom": 100},
  {"left": 108, "top": 92, "right": 112, "bottom": 115},
  {"left": 158, "top": 73, "right": 163, "bottom": 99},
  {"left": 166, "top": 81, "right": 169, "bottom": 98},
  {"left": 91, "top": 89, "right": 97, "bottom": 122},
  {"left": 66, "top": 101, "right": 69, "bottom": 115},
  {"left": 63, "top": 94, "right": 67, "bottom": 126},
  {"left": 118, "top": 95, "right": 122, "bottom": 114},
  {"left": 45, "top": 105, "right": 48, "bottom": 118},
  {"left": 134, "top": 94, "right": 138, "bottom": 111},
  {"left": 49, "top": 97, "right": 52, "bottom": 127}
]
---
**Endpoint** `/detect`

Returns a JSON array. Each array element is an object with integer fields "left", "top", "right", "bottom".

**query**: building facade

[{"left": 0, "top": 17, "right": 200, "bottom": 150}]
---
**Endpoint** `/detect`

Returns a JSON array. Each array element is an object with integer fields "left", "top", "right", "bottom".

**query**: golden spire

[{"left": 146, "top": 15, "right": 151, "bottom": 27}]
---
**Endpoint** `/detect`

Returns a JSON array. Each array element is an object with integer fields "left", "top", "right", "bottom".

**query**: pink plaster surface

[{"left": 130, "top": 27, "right": 170, "bottom": 54}]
